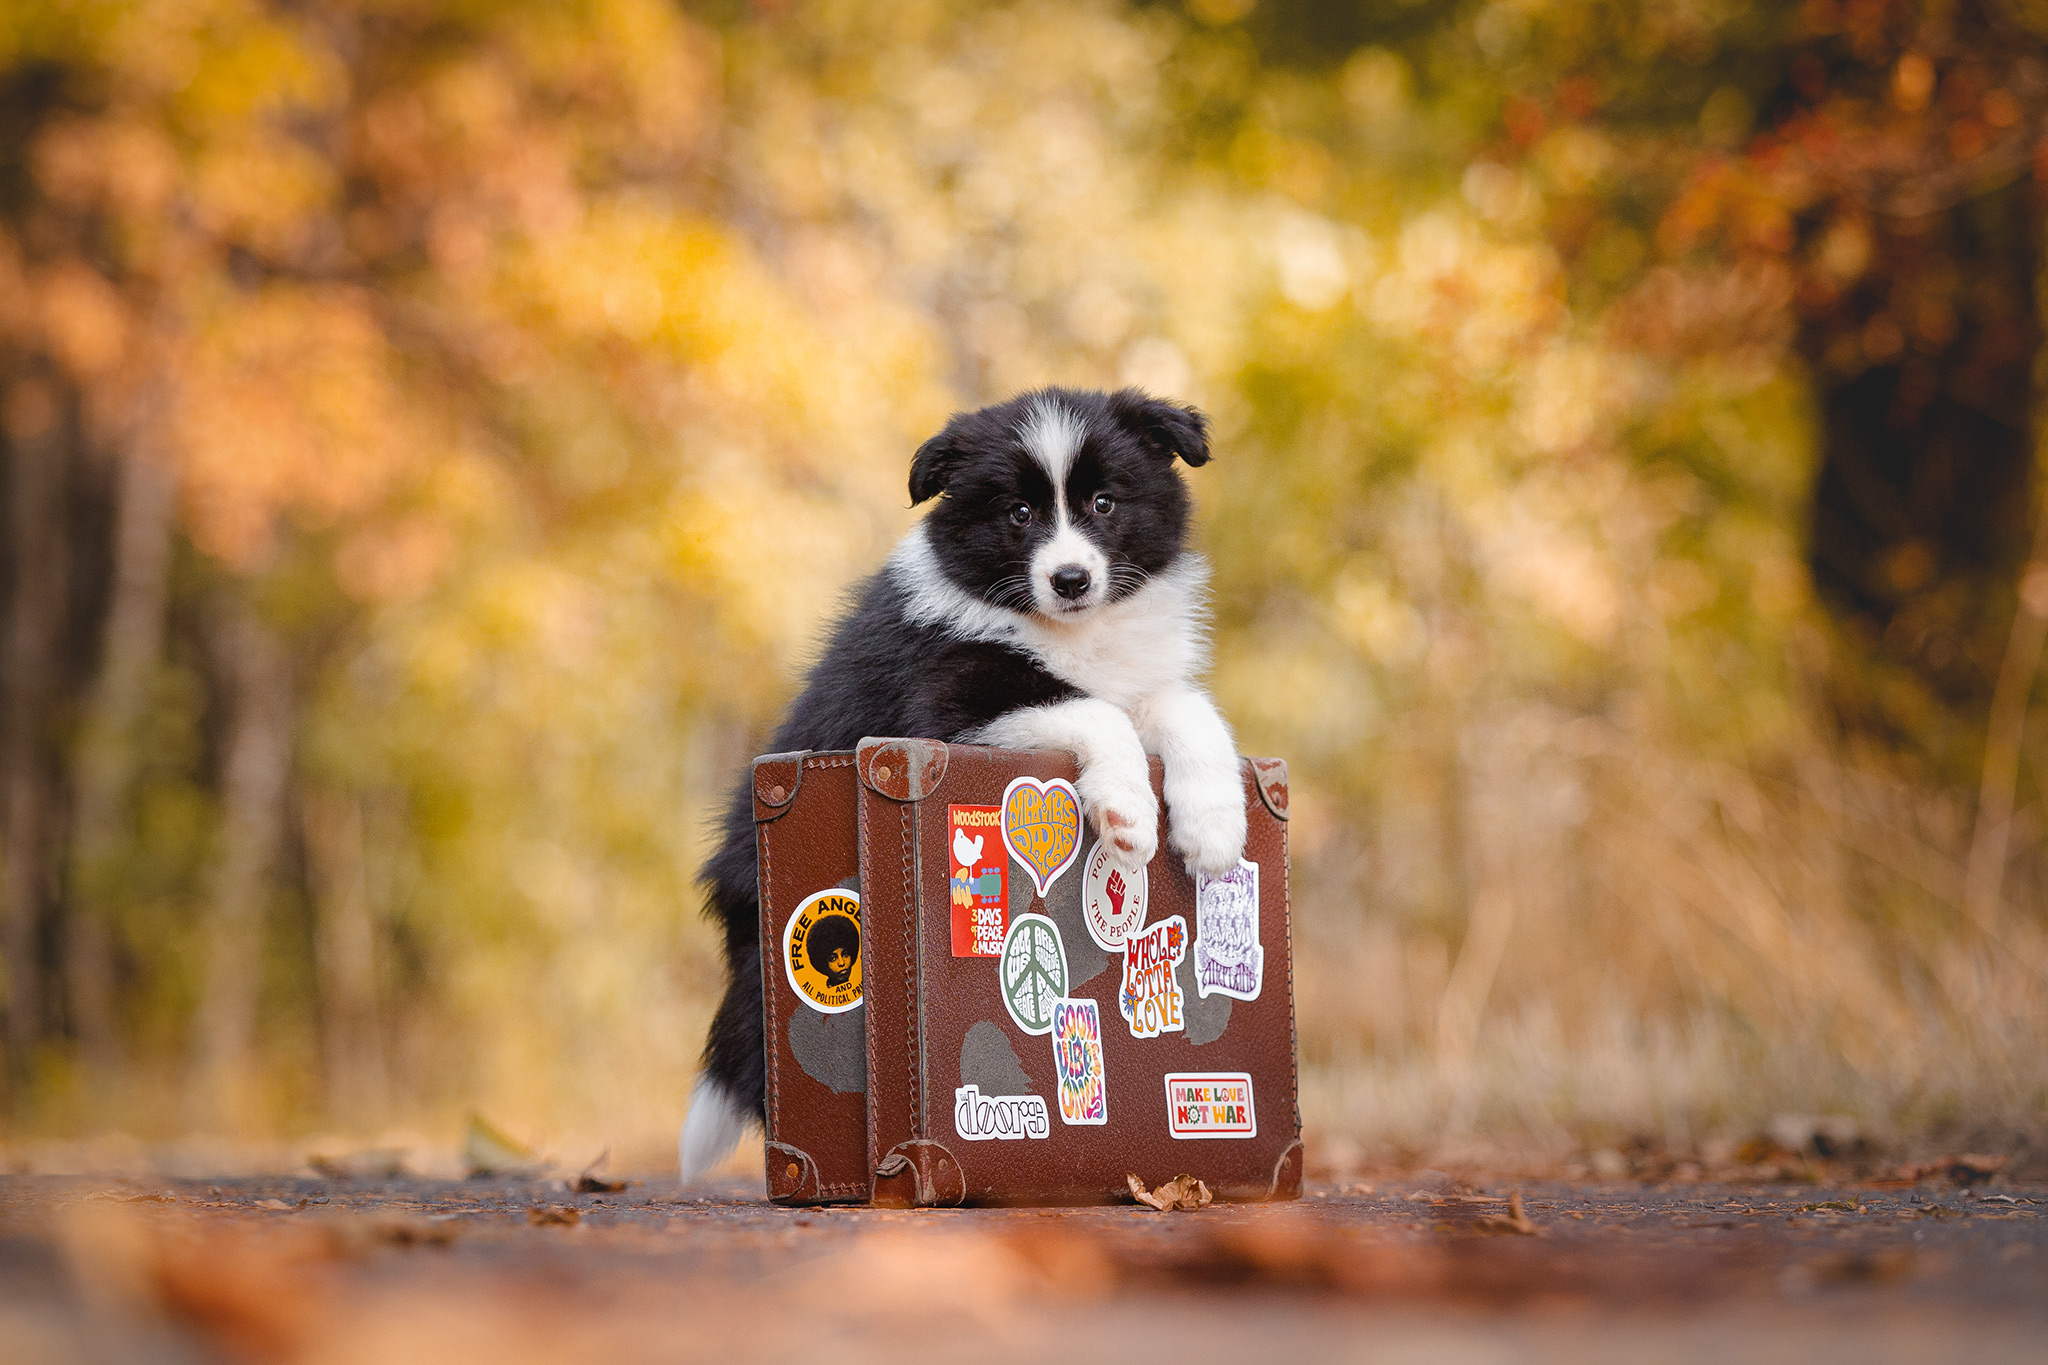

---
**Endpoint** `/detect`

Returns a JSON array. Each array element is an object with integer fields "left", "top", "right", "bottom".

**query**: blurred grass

[{"left": 2, "top": 0, "right": 2047, "bottom": 1167}]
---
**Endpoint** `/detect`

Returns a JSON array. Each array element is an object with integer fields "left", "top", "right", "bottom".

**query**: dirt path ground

[{"left": 3, "top": 1171, "right": 2043, "bottom": 1363}]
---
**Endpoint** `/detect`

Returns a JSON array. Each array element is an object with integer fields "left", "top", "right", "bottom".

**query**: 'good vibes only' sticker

[{"left": 782, "top": 889, "right": 862, "bottom": 1014}]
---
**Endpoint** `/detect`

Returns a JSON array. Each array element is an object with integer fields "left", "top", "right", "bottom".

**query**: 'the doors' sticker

[
  {"left": 1193, "top": 858, "right": 1263, "bottom": 1001},
  {"left": 1001, "top": 776, "right": 1082, "bottom": 897},
  {"left": 782, "top": 889, "right": 862, "bottom": 1014},
  {"left": 954, "top": 1084, "right": 1050, "bottom": 1140},
  {"left": 1050, "top": 997, "right": 1107, "bottom": 1126},
  {"left": 1163, "top": 1072, "right": 1257, "bottom": 1139},
  {"left": 948, "top": 804, "right": 1009, "bottom": 957},
  {"left": 999, "top": 912, "right": 1067, "bottom": 1036},
  {"left": 1117, "top": 914, "right": 1186, "bottom": 1039},
  {"left": 1081, "top": 840, "right": 1147, "bottom": 950}
]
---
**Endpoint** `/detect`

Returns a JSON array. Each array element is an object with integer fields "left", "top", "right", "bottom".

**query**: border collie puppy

[{"left": 679, "top": 386, "right": 1246, "bottom": 1180}]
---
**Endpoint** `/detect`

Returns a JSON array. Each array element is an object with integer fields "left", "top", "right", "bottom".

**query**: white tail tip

[{"left": 678, "top": 1075, "right": 753, "bottom": 1183}]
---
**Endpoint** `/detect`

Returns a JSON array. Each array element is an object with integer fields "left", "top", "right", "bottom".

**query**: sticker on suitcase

[
  {"left": 1081, "top": 841, "right": 1147, "bottom": 950},
  {"left": 1050, "top": 997, "right": 1107, "bottom": 1126},
  {"left": 948, "top": 804, "right": 1009, "bottom": 957},
  {"left": 1163, "top": 1072, "right": 1257, "bottom": 1139},
  {"left": 781, "top": 889, "right": 862, "bottom": 1014},
  {"left": 1001, "top": 776, "right": 1082, "bottom": 897},
  {"left": 999, "top": 912, "right": 1067, "bottom": 1035},
  {"left": 1193, "top": 858, "right": 1263, "bottom": 1001},
  {"left": 1117, "top": 914, "right": 1186, "bottom": 1039},
  {"left": 954, "top": 1084, "right": 1050, "bottom": 1140}
]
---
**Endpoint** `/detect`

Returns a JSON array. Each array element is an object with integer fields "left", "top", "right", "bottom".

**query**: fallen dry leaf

[
  {"left": 569, "top": 1147, "right": 627, "bottom": 1194},
  {"left": 1474, "top": 1191, "right": 1542, "bottom": 1236},
  {"left": 1127, "top": 1173, "right": 1213, "bottom": 1211},
  {"left": 255, "top": 1198, "right": 296, "bottom": 1212},
  {"left": 465, "top": 1114, "right": 551, "bottom": 1179},
  {"left": 527, "top": 1205, "right": 580, "bottom": 1227}
]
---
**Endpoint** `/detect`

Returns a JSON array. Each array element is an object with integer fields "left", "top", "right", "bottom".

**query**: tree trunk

[
  {"left": 191, "top": 595, "right": 293, "bottom": 1131},
  {"left": 302, "top": 787, "right": 387, "bottom": 1127},
  {"left": 2, "top": 373, "right": 70, "bottom": 1102},
  {"left": 65, "top": 440, "right": 176, "bottom": 1078}
]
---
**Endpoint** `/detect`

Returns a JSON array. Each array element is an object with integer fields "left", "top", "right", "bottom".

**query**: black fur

[{"left": 695, "top": 387, "right": 1208, "bottom": 1121}]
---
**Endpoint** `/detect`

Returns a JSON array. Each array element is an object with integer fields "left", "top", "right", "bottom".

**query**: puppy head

[{"left": 910, "top": 387, "right": 1209, "bottom": 620}]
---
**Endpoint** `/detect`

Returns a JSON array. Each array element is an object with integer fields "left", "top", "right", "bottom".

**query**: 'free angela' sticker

[
  {"left": 948, "top": 804, "right": 1008, "bottom": 957},
  {"left": 999, "top": 912, "right": 1067, "bottom": 1036},
  {"left": 1081, "top": 841, "right": 1147, "bottom": 950},
  {"left": 782, "top": 889, "right": 862, "bottom": 1014}
]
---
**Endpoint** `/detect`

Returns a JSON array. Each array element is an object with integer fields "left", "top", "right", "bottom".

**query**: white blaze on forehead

[{"left": 1017, "top": 396, "right": 1086, "bottom": 489}]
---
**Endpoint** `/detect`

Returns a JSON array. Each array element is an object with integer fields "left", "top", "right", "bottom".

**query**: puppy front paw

[
  {"left": 1168, "top": 775, "right": 1246, "bottom": 877},
  {"left": 1077, "top": 761, "right": 1158, "bottom": 871}
]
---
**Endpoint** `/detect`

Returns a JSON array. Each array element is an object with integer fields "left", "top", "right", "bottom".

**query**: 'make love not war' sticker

[
  {"left": 1163, "top": 1072, "right": 1257, "bottom": 1139},
  {"left": 782, "top": 889, "right": 861, "bottom": 1014},
  {"left": 1001, "top": 776, "right": 1081, "bottom": 898}
]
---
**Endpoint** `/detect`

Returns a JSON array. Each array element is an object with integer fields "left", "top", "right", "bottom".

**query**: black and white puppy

[{"left": 678, "top": 386, "right": 1246, "bottom": 1179}]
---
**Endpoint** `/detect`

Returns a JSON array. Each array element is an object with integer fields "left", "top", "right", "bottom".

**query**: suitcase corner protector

[{"left": 855, "top": 738, "right": 949, "bottom": 801}]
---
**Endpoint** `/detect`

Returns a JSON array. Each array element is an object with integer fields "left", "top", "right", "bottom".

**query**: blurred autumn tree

[{"left": 3, "top": 0, "right": 2047, "bottom": 1159}]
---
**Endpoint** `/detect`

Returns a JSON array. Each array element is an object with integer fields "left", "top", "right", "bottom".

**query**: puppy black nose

[{"left": 1050, "top": 565, "right": 1092, "bottom": 600}]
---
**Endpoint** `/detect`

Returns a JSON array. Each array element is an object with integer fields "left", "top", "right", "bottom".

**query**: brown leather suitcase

[
  {"left": 752, "top": 749, "right": 872, "bottom": 1205},
  {"left": 854, "top": 738, "right": 1300, "bottom": 1207}
]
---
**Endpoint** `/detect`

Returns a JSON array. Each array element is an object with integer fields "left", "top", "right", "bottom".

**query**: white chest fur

[{"left": 889, "top": 526, "right": 1210, "bottom": 708}]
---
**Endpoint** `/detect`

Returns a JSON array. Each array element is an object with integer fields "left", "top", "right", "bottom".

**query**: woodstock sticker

[
  {"left": 948, "top": 804, "right": 1008, "bottom": 957},
  {"left": 1117, "top": 914, "right": 1187, "bottom": 1040},
  {"left": 1050, "top": 997, "right": 1107, "bottom": 1126},
  {"left": 1001, "top": 776, "right": 1082, "bottom": 898},
  {"left": 1193, "top": 858, "right": 1263, "bottom": 1002},
  {"left": 953, "top": 1084, "right": 1050, "bottom": 1141}
]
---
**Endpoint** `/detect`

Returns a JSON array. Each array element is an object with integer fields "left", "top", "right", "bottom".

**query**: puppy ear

[
  {"left": 1109, "top": 389, "right": 1211, "bottom": 467},
  {"left": 908, "top": 430, "right": 963, "bottom": 504}
]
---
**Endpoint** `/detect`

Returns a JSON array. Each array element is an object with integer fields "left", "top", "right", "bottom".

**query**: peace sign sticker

[{"left": 999, "top": 912, "right": 1068, "bottom": 1036}]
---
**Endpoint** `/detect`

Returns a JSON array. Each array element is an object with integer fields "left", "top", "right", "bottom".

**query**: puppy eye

[
  {"left": 1091, "top": 493, "right": 1115, "bottom": 515},
  {"left": 1009, "top": 503, "right": 1033, "bottom": 527}
]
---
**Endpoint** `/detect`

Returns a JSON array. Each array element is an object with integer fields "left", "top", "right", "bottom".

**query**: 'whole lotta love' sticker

[
  {"left": 782, "top": 889, "right": 862, "bottom": 1014},
  {"left": 947, "top": 804, "right": 1008, "bottom": 957},
  {"left": 1118, "top": 914, "right": 1186, "bottom": 1039}
]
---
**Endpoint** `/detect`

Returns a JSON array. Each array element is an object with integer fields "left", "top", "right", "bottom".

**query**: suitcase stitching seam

[
  {"left": 760, "top": 814, "right": 783, "bottom": 1162},
  {"left": 1280, "top": 806, "right": 1299, "bottom": 1141},
  {"left": 901, "top": 799, "right": 919, "bottom": 1141}
]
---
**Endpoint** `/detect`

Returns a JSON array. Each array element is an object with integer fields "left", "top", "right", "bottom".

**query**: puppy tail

[{"left": 678, "top": 1073, "right": 755, "bottom": 1183}]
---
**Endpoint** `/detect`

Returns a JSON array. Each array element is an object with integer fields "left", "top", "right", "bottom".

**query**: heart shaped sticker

[{"left": 1001, "top": 776, "right": 1082, "bottom": 898}]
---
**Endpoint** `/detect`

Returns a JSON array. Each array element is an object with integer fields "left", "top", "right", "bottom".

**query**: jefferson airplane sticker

[
  {"left": 1193, "top": 858, "right": 1263, "bottom": 1002},
  {"left": 1163, "top": 1072, "right": 1257, "bottom": 1139},
  {"left": 782, "top": 889, "right": 862, "bottom": 1014}
]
